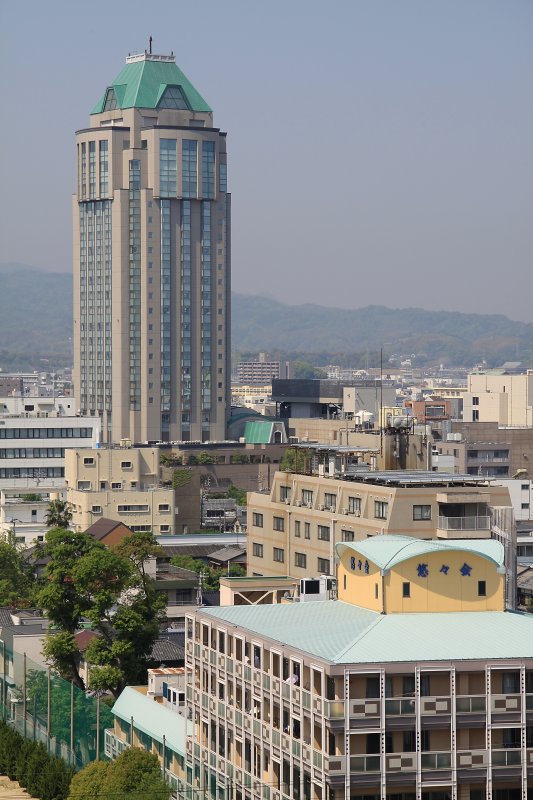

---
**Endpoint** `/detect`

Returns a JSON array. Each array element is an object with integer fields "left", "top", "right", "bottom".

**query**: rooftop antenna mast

[{"left": 149, "top": 35, "right": 153, "bottom": 54}]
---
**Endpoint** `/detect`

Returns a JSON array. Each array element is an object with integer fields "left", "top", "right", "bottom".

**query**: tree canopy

[
  {"left": 68, "top": 747, "right": 170, "bottom": 800},
  {"left": 37, "top": 529, "right": 165, "bottom": 697},
  {"left": 45, "top": 498, "right": 73, "bottom": 528},
  {"left": 0, "top": 540, "right": 35, "bottom": 606}
]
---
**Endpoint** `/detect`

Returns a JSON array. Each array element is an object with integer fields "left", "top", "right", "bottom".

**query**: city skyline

[{"left": 1, "top": 0, "right": 532, "bottom": 323}]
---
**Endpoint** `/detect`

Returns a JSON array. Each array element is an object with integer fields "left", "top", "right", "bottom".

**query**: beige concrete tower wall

[{"left": 74, "top": 55, "right": 230, "bottom": 446}]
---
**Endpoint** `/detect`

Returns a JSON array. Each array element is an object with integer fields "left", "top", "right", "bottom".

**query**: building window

[
  {"left": 252, "top": 512, "right": 263, "bottom": 528},
  {"left": 472, "top": 396, "right": 479, "bottom": 406},
  {"left": 158, "top": 504, "right": 170, "bottom": 512},
  {"left": 83, "top": 457, "right": 95, "bottom": 466},
  {"left": 121, "top": 461, "right": 132, "bottom": 469},
  {"left": 318, "top": 557, "right": 330, "bottom": 574},
  {"left": 273, "top": 547, "right": 285, "bottom": 563},
  {"left": 252, "top": 543, "right": 264, "bottom": 558},
  {"left": 295, "top": 552, "right": 307, "bottom": 569},
  {"left": 111, "top": 482, "right": 122, "bottom": 490},
  {"left": 374, "top": 501, "right": 388, "bottom": 519},
  {"left": 91, "top": 505, "right": 102, "bottom": 514},
  {"left": 342, "top": 530, "right": 355, "bottom": 542},
  {"left": 117, "top": 504, "right": 149, "bottom": 513},
  {"left": 280, "top": 485, "right": 291, "bottom": 502},
  {"left": 294, "top": 520, "right": 301, "bottom": 538},
  {"left": 301, "top": 489, "right": 313, "bottom": 506},
  {"left": 375, "top": 583, "right": 379, "bottom": 599},
  {"left": 317, "top": 525, "right": 330, "bottom": 541},
  {"left": 304, "top": 522, "right": 311, "bottom": 540},
  {"left": 324, "top": 493, "right": 336, "bottom": 511},
  {"left": 77, "top": 481, "right": 90, "bottom": 490},
  {"left": 472, "top": 410, "right": 479, "bottom": 422},
  {"left": 160, "top": 525, "right": 170, "bottom": 533},
  {"left": 348, "top": 496, "right": 361, "bottom": 515},
  {"left": 413, "top": 505, "right": 431, "bottom": 521},
  {"left": 182, "top": 139, "right": 197, "bottom": 198},
  {"left": 403, "top": 582, "right": 410, "bottom": 598},
  {"left": 478, "top": 580, "right": 486, "bottom": 597},
  {"left": 273, "top": 516, "right": 285, "bottom": 532},
  {"left": 202, "top": 141, "right": 215, "bottom": 199}
]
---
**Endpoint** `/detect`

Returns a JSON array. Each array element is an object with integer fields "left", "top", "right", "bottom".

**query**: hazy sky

[{"left": 1, "top": 0, "right": 532, "bottom": 322}]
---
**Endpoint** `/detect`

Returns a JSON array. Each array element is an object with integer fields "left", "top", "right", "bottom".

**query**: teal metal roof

[
  {"left": 201, "top": 602, "right": 533, "bottom": 664},
  {"left": 336, "top": 535, "right": 505, "bottom": 571},
  {"left": 244, "top": 421, "right": 275, "bottom": 444},
  {"left": 92, "top": 55, "right": 211, "bottom": 114},
  {"left": 112, "top": 687, "right": 188, "bottom": 754}
]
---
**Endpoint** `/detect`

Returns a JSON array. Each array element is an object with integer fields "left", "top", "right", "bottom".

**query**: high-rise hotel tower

[{"left": 73, "top": 51, "right": 230, "bottom": 443}]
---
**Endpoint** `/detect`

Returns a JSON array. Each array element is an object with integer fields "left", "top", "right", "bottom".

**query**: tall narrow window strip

[
  {"left": 202, "top": 141, "right": 215, "bottom": 199},
  {"left": 159, "top": 139, "right": 177, "bottom": 197},
  {"left": 99, "top": 140, "right": 108, "bottom": 197},
  {"left": 182, "top": 140, "right": 197, "bottom": 198}
]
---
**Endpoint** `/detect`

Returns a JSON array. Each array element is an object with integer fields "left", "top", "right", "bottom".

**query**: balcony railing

[
  {"left": 438, "top": 516, "right": 490, "bottom": 531},
  {"left": 350, "top": 754, "right": 381, "bottom": 773},
  {"left": 456, "top": 695, "right": 486, "bottom": 713},
  {"left": 385, "top": 698, "right": 415, "bottom": 716},
  {"left": 421, "top": 751, "right": 452, "bottom": 770},
  {"left": 491, "top": 693, "right": 521, "bottom": 713},
  {"left": 492, "top": 749, "right": 522, "bottom": 767}
]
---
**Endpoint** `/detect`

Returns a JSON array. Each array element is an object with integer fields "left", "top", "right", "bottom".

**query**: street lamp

[{"left": 9, "top": 518, "right": 23, "bottom": 547}]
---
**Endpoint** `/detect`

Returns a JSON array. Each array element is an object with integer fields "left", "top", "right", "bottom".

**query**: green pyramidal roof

[{"left": 91, "top": 54, "right": 212, "bottom": 115}]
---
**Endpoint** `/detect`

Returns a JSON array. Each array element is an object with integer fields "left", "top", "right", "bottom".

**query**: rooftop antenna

[{"left": 149, "top": 35, "right": 153, "bottom": 54}]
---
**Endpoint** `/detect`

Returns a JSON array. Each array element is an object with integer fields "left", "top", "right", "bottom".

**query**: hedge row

[{"left": 0, "top": 720, "right": 74, "bottom": 800}]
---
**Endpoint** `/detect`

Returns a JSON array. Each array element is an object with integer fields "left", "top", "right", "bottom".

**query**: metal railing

[{"left": 437, "top": 515, "right": 490, "bottom": 531}]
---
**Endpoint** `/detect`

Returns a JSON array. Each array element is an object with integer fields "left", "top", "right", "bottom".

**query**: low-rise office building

[
  {"left": 0, "top": 401, "right": 100, "bottom": 491},
  {"left": 187, "top": 535, "right": 533, "bottom": 800},
  {"left": 247, "top": 456, "right": 514, "bottom": 598},
  {"left": 65, "top": 445, "right": 176, "bottom": 535}
]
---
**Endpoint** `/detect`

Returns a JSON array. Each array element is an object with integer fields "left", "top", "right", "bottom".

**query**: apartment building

[
  {"left": 247, "top": 459, "right": 513, "bottom": 587},
  {"left": 65, "top": 445, "right": 176, "bottom": 534},
  {"left": 186, "top": 535, "right": 533, "bottom": 800},
  {"left": 464, "top": 372, "right": 533, "bottom": 427}
]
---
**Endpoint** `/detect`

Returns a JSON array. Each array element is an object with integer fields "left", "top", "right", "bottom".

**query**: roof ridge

[{"left": 332, "top": 613, "right": 385, "bottom": 661}]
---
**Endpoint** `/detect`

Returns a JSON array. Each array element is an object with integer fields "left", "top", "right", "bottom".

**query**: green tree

[
  {"left": 37, "top": 530, "right": 165, "bottom": 698},
  {"left": 170, "top": 555, "right": 245, "bottom": 591},
  {"left": 197, "top": 450, "right": 216, "bottom": 464},
  {"left": 226, "top": 483, "right": 247, "bottom": 506},
  {"left": 68, "top": 748, "right": 170, "bottom": 800},
  {"left": 279, "top": 446, "right": 311, "bottom": 473},
  {"left": 0, "top": 540, "right": 34, "bottom": 606},
  {"left": 45, "top": 498, "right": 73, "bottom": 528},
  {"left": 67, "top": 760, "right": 108, "bottom": 800}
]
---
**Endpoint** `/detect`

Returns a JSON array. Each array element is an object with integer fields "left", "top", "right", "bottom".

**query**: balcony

[
  {"left": 457, "top": 749, "right": 488, "bottom": 768},
  {"left": 437, "top": 515, "right": 490, "bottom": 538},
  {"left": 456, "top": 695, "right": 486, "bottom": 714},
  {"left": 350, "top": 754, "right": 381, "bottom": 773},
  {"left": 385, "top": 698, "right": 415, "bottom": 716},
  {"left": 420, "top": 696, "right": 451, "bottom": 715},
  {"left": 492, "top": 749, "right": 521, "bottom": 767},
  {"left": 420, "top": 751, "right": 452, "bottom": 770}
]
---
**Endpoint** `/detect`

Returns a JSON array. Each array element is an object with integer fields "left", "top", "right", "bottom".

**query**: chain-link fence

[{"left": 0, "top": 642, "right": 113, "bottom": 769}]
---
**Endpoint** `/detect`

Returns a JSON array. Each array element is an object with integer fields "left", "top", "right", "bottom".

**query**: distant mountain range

[{"left": 0, "top": 263, "right": 531, "bottom": 370}]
